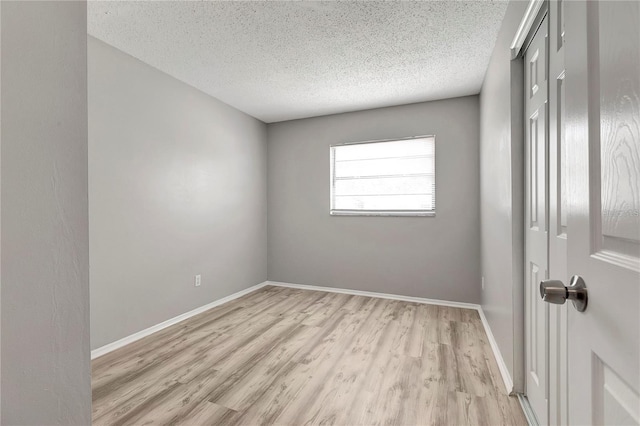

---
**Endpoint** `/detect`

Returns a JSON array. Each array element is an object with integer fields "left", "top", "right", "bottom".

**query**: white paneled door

[
  {"left": 525, "top": 14, "right": 550, "bottom": 425},
  {"left": 563, "top": 1, "right": 640, "bottom": 424}
]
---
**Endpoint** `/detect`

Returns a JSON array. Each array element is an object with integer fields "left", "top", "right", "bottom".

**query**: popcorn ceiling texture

[{"left": 88, "top": 1, "right": 507, "bottom": 123}]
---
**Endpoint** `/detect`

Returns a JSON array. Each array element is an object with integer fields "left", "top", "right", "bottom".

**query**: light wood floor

[{"left": 92, "top": 285, "right": 527, "bottom": 425}]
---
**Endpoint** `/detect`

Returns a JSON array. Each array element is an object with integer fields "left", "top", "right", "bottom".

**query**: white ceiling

[{"left": 88, "top": 1, "right": 508, "bottom": 123}]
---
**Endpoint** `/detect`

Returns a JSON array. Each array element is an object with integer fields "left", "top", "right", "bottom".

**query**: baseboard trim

[
  {"left": 266, "top": 280, "right": 481, "bottom": 310},
  {"left": 517, "top": 393, "right": 540, "bottom": 426},
  {"left": 90, "top": 281, "right": 270, "bottom": 360},
  {"left": 477, "top": 307, "right": 515, "bottom": 395}
]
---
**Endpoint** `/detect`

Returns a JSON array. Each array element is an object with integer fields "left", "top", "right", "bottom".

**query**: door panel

[
  {"left": 565, "top": 1, "right": 640, "bottom": 425},
  {"left": 525, "top": 17, "right": 549, "bottom": 424},
  {"left": 594, "top": 1, "right": 640, "bottom": 268},
  {"left": 594, "top": 357, "right": 640, "bottom": 425}
]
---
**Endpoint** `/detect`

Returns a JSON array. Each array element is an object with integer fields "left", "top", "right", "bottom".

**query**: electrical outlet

[
  {"left": 195, "top": 274, "right": 201, "bottom": 287},
  {"left": 482, "top": 276, "right": 485, "bottom": 291}
]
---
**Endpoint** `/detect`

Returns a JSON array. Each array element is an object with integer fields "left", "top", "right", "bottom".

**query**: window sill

[{"left": 330, "top": 210, "right": 435, "bottom": 217}]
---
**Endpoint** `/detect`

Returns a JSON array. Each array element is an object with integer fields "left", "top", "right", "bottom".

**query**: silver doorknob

[{"left": 540, "top": 275, "right": 588, "bottom": 312}]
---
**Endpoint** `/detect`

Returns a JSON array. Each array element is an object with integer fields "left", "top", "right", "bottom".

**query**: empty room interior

[{"left": 1, "top": 0, "right": 639, "bottom": 425}]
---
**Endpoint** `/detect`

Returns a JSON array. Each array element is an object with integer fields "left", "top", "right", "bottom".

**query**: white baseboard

[
  {"left": 477, "top": 307, "right": 514, "bottom": 394},
  {"left": 91, "top": 281, "right": 270, "bottom": 360},
  {"left": 266, "top": 280, "right": 481, "bottom": 310}
]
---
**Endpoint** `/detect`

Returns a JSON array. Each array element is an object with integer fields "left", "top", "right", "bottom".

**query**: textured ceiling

[{"left": 88, "top": 1, "right": 508, "bottom": 123}]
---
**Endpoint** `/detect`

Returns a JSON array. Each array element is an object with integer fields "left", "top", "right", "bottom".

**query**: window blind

[{"left": 330, "top": 136, "right": 435, "bottom": 215}]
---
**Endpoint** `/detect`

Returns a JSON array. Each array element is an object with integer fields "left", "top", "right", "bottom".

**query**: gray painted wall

[
  {"left": 267, "top": 96, "right": 481, "bottom": 303},
  {"left": 479, "top": 0, "right": 528, "bottom": 391},
  {"left": 1, "top": 2, "right": 90, "bottom": 423},
  {"left": 89, "top": 37, "right": 268, "bottom": 350}
]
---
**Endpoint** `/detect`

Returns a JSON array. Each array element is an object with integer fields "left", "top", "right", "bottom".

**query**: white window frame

[{"left": 329, "top": 135, "right": 436, "bottom": 217}]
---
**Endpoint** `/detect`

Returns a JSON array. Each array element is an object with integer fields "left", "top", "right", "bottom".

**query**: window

[{"left": 330, "top": 136, "right": 435, "bottom": 216}]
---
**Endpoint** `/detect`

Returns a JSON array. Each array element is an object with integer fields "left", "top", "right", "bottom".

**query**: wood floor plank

[
  {"left": 109, "top": 372, "right": 220, "bottom": 426},
  {"left": 210, "top": 324, "right": 323, "bottom": 411},
  {"left": 230, "top": 298, "right": 387, "bottom": 425},
  {"left": 300, "top": 292, "right": 353, "bottom": 327},
  {"left": 93, "top": 314, "right": 286, "bottom": 420},
  {"left": 92, "top": 287, "right": 287, "bottom": 388},
  {"left": 92, "top": 310, "right": 278, "bottom": 396},
  {"left": 91, "top": 304, "right": 240, "bottom": 381},
  {"left": 277, "top": 299, "right": 403, "bottom": 425},
  {"left": 92, "top": 286, "right": 283, "bottom": 375},
  {"left": 178, "top": 401, "right": 238, "bottom": 425},
  {"left": 93, "top": 286, "right": 527, "bottom": 425},
  {"left": 92, "top": 331, "right": 225, "bottom": 422},
  {"left": 449, "top": 321, "right": 495, "bottom": 397}
]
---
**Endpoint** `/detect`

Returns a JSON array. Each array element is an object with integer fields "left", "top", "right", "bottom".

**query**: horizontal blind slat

[
  {"left": 334, "top": 194, "right": 434, "bottom": 211},
  {"left": 335, "top": 173, "right": 434, "bottom": 180},
  {"left": 334, "top": 137, "right": 434, "bottom": 161},
  {"left": 335, "top": 154, "right": 434, "bottom": 163},
  {"left": 335, "top": 193, "right": 433, "bottom": 197},
  {"left": 335, "top": 156, "right": 434, "bottom": 178},
  {"left": 335, "top": 176, "right": 434, "bottom": 197}
]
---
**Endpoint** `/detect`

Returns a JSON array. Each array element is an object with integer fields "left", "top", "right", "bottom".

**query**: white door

[
  {"left": 562, "top": 1, "right": 640, "bottom": 424},
  {"left": 525, "top": 15, "right": 550, "bottom": 425}
]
